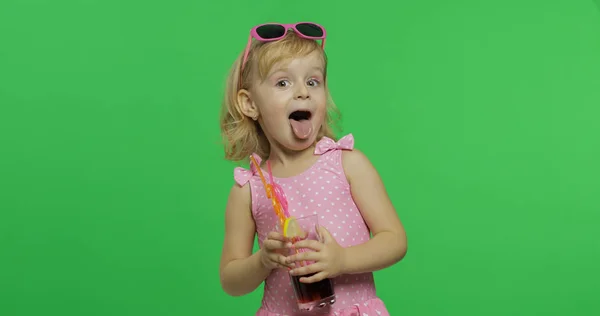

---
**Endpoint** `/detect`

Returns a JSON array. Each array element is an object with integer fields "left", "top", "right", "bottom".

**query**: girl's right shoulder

[
  {"left": 232, "top": 152, "right": 262, "bottom": 187},
  {"left": 230, "top": 163, "right": 255, "bottom": 208},
  {"left": 228, "top": 153, "right": 262, "bottom": 215},
  {"left": 225, "top": 179, "right": 252, "bottom": 221}
]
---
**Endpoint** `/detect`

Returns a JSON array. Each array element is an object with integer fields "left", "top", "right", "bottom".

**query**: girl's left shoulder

[
  {"left": 341, "top": 147, "right": 375, "bottom": 182},
  {"left": 315, "top": 133, "right": 377, "bottom": 181},
  {"left": 333, "top": 134, "right": 377, "bottom": 184}
]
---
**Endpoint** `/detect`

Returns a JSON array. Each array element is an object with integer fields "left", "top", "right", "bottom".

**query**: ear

[{"left": 237, "top": 89, "right": 259, "bottom": 121}]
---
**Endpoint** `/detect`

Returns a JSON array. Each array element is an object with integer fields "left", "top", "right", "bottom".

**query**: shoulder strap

[
  {"left": 233, "top": 153, "right": 262, "bottom": 186},
  {"left": 314, "top": 133, "right": 355, "bottom": 155}
]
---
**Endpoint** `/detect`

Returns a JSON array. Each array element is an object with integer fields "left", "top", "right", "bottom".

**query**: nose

[{"left": 294, "top": 84, "right": 310, "bottom": 100}]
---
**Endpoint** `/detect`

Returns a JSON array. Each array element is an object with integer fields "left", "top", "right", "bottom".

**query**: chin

[{"left": 279, "top": 130, "right": 320, "bottom": 152}]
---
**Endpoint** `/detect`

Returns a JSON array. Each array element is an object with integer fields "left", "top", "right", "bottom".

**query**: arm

[
  {"left": 340, "top": 149, "right": 408, "bottom": 274},
  {"left": 219, "top": 183, "right": 270, "bottom": 296}
]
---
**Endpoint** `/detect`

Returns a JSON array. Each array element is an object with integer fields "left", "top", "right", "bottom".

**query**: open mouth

[
  {"left": 288, "top": 110, "right": 313, "bottom": 140},
  {"left": 289, "top": 110, "right": 312, "bottom": 121}
]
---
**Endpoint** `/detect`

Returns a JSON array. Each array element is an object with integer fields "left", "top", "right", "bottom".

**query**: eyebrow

[
  {"left": 311, "top": 66, "right": 325, "bottom": 73},
  {"left": 267, "top": 66, "right": 324, "bottom": 77}
]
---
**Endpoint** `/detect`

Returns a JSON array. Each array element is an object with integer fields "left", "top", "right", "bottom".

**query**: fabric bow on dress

[
  {"left": 233, "top": 153, "right": 262, "bottom": 186},
  {"left": 314, "top": 133, "right": 355, "bottom": 155}
]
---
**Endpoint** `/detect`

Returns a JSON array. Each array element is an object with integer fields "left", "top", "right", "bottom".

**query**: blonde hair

[{"left": 220, "top": 31, "right": 341, "bottom": 162}]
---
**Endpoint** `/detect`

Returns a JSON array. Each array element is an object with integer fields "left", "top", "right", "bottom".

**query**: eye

[
  {"left": 276, "top": 79, "right": 290, "bottom": 87},
  {"left": 307, "top": 78, "right": 320, "bottom": 87}
]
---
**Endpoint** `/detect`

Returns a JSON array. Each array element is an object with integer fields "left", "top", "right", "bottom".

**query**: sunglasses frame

[{"left": 238, "top": 22, "right": 327, "bottom": 87}]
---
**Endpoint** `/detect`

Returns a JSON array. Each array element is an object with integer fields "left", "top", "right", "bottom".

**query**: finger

[
  {"left": 277, "top": 263, "right": 293, "bottom": 270},
  {"left": 267, "top": 231, "right": 288, "bottom": 242},
  {"left": 272, "top": 260, "right": 292, "bottom": 270},
  {"left": 300, "top": 271, "right": 328, "bottom": 284},
  {"left": 290, "top": 262, "right": 323, "bottom": 277},
  {"left": 263, "top": 239, "right": 288, "bottom": 251},
  {"left": 273, "top": 254, "right": 295, "bottom": 269},
  {"left": 292, "top": 239, "right": 324, "bottom": 251},
  {"left": 317, "top": 225, "right": 333, "bottom": 243},
  {"left": 286, "top": 251, "right": 320, "bottom": 264}
]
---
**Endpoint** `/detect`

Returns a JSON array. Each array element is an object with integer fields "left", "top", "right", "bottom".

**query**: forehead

[{"left": 266, "top": 50, "right": 325, "bottom": 75}]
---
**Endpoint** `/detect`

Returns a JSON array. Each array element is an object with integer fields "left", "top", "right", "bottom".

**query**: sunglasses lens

[
  {"left": 256, "top": 24, "right": 286, "bottom": 39},
  {"left": 296, "top": 23, "right": 324, "bottom": 37}
]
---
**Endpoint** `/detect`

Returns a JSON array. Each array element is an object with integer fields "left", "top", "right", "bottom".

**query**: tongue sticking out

[{"left": 289, "top": 119, "right": 312, "bottom": 139}]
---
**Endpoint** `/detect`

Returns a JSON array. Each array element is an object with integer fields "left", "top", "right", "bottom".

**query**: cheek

[
  {"left": 315, "top": 94, "right": 328, "bottom": 114},
  {"left": 315, "top": 109, "right": 327, "bottom": 123},
  {"left": 256, "top": 91, "right": 289, "bottom": 112},
  {"left": 313, "top": 89, "right": 327, "bottom": 103},
  {"left": 259, "top": 103, "right": 287, "bottom": 119}
]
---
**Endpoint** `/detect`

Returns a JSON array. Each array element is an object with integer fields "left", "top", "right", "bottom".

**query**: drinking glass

[{"left": 277, "top": 214, "right": 336, "bottom": 312}]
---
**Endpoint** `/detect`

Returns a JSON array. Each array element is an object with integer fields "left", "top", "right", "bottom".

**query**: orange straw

[
  {"left": 250, "top": 156, "right": 286, "bottom": 227},
  {"left": 250, "top": 156, "right": 305, "bottom": 267}
]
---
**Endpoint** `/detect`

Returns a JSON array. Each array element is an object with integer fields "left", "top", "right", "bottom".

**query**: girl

[{"left": 219, "top": 22, "right": 407, "bottom": 315}]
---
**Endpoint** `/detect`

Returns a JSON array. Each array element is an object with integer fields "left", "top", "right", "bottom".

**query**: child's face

[{"left": 248, "top": 50, "right": 327, "bottom": 152}]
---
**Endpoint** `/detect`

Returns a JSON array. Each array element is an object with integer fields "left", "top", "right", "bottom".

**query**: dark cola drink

[
  {"left": 280, "top": 214, "right": 337, "bottom": 311},
  {"left": 291, "top": 273, "right": 336, "bottom": 311}
]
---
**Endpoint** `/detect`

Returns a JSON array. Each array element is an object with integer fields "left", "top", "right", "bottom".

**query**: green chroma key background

[{"left": 1, "top": 0, "right": 599, "bottom": 315}]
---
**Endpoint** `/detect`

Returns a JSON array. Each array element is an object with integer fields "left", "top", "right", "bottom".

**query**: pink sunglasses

[{"left": 239, "top": 22, "right": 327, "bottom": 80}]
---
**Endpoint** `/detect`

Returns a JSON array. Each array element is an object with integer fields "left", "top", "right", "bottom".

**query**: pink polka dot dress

[{"left": 234, "top": 134, "right": 390, "bottom": 316}]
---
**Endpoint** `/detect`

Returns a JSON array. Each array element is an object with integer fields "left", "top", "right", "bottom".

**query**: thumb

[{"left": 318, "top": 225, "right": 333, "bottom": 243}]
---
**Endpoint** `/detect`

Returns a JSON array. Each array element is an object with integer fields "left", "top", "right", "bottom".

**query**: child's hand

[
  {"left": 285, "top": 226, "right": 346, "bottom": 283},
  {"left": 260, "top": 232, "right": 294, "bottom": 271}
]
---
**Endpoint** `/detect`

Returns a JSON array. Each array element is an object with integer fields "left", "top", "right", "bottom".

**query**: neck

[{"left": 267, "top": 142, "right": 316, "bottom": 168}]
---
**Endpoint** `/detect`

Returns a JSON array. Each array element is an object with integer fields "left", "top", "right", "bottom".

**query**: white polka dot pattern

[{"left": 234, "top": 135, "right": 390, "bottom": 316}]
